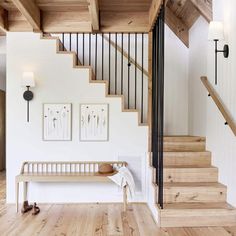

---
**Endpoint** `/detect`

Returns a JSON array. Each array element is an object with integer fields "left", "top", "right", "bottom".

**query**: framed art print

[
  {"left": 80, "top": 104, "right": 108, "bottom": 141},
  {"left": 43, "top": 103, "right": 72, "bottom": 141}
]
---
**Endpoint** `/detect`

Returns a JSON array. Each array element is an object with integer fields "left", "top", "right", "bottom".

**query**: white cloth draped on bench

[{"left": 108, "top": 166, "right": 135, "bottom": 198}]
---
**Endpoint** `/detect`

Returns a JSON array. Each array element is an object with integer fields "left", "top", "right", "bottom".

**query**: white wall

[
  {"left": 6, "top": 32, "right": 148, "bottom": 203},
  {"left": 0, "top": 37, "right": 6, "bottom": 91},
  {"left": 188, "top": 17, "right": 209, "bottom": 136},
  {"left": 205, "top": 0, "right": 236, "bottom": 207},
  {"left": 54, "top": 29, "right": 190, "bottom": 135},
  {"left": 188, "top": 0, "right": 236, "bottom": 207},
  {"left": 164, "top": 25, "right": 189, "bottom": 135}
]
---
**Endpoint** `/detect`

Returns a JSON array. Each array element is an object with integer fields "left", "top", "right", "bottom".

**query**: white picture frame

[
  {"left": 80, "top": 104, "right": 109, "bottom": 141},
  {"left": 43, "top": 103, "right": 72, "bottom": 141}
]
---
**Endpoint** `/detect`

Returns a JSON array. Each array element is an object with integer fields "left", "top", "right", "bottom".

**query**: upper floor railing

[{"left": 53, "top": 32, "right": 149, "bottom": 124}]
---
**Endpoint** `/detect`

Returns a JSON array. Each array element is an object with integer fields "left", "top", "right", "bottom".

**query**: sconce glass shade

[
  {"left": 208, "top": 21, "right": 224, "bottom": 41},
  {"left": 22, "top": 72, "right": 35, "bottom": 87}
]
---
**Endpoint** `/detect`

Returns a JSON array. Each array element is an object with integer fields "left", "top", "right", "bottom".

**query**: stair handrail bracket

[{"left": 200, "top": 76, "right": 236, "bottom": 136}]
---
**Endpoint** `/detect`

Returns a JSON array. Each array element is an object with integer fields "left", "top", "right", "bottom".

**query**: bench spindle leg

[
  {"left": 23, "top": 182, "right": 28, "bottom": 202},
  {"left": 123, "top": 185, "right": 127, "bottom": 212},
  {"left": 15, "top": 181, "right": 19, "bottom": 213}
]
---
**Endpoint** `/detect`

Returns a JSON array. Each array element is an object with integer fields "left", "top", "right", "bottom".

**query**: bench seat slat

[{"left": 16, "top": 171, "right": 118, "bottom": 183}]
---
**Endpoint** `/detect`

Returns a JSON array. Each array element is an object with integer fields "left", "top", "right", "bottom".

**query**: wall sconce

[
  {"left": 208, "top": 21, "right": 229, "bottom": 85},
  {"left": 21, "top": 72, "right": 35, "bottom": 122}
]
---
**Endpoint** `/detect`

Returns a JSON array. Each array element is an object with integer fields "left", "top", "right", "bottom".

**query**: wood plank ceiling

[
  {"left": 165, "top": 0, "right": 212, "bottom": 47},
  {"left": 0, "top": 0, "right": 212, "bottom": 47}
]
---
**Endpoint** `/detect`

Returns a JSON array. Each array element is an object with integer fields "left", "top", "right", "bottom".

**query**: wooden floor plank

[{"left": 0, "top": 171, "right": 236, "bottom": 235}]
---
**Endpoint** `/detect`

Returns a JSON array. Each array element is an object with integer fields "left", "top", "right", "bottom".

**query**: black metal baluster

[
  {"left": 83, "top": 33, "right": 85, "bottom": 66},
  {"left": 62, "top": 33, "right": 65, "bottom": 51},
  {"left": 69, "top": 33, "right": 71, "bottom": 51},
  {"left": 89, "top": 33, "right": 91, "bottom": 66},
  {"left": 141, "top": 33, "right": 144, "bottom": 123},
  {"left": 102, "top": 33, "right": 104, "bottom": 80},
  {"left": 135, "top": 33, "right": 137, "bottom": 109},
  {"left": 159, "top": 8, "right": 165, "bottom": 210},
  {"left": 121, "top": 33, "right": 123, "bottom": 95},
  {"left": 128, "top": 33, "right": 130, "bottom": 109},
  {"left": 115, "top": 33, "right": 117, "bottom": 94},
  {"left": 95, "top": 33, "right": 97, "bottom": 80},
  {"left": 152, "top": 23, "right": 157, "bottom": 170},
  {"left": 109, "top": 33, "right": 111, "bottom": 93},
  {"left": 152, "top": 5, "right": 165, "bottom": 209},
  {"left": 76, "top": 33, "right": 78, "bottom": 65}
]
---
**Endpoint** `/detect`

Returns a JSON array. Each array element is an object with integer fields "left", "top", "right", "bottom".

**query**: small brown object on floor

[
  {"left": 98, "top": 163, "right": 114, "bottom": 174},
  {"left": 21, "top": 200, "right": 33, "bottom": 214},
  {"left": 32, "top": 202, "right": 40, "bottom": 215}
]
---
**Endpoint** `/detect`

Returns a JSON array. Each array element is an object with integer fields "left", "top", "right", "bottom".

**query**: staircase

[
  {"left": 158, "top": 136, "right": 236, "bottom": 227},
  {"left": 41, "top": 34, "right": 236, "bottom": 227}
]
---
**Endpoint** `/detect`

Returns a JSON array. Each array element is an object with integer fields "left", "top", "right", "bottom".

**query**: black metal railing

[
  {"left": 152, "top": 5, "right": 165, "bottom": 209},
  {"left": 55, "top": 32, "right": 148, "bottom": 123}
]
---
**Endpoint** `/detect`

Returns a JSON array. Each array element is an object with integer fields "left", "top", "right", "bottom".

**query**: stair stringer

[{"left": 41, "top": 34, "right": 147, "bottom": 127}]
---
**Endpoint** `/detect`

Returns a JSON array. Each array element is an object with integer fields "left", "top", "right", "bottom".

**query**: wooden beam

[
  {"left": 8, "top": 10, "right": 32, "bottom": 32},
  {"left": 165, "top": 6, "right": 189, "bottom": 47},
  {"left": 11, "top": 0, "right": 41, "bottom": 32},
  {"left": 149, "top": 0, "right": 163, "bottom": 31},
  {"left": 42, "top": 11, "right": 91, "bottom": 33},
  {"left": 190, "top": 0, "right": 212, "bottom": 23},
  {"left": 100, "top": 11, "right": 149, "bottom": 33},
  {"left": 0, "top": 7, "right": 8, "bottom": 32},
  {"left": 89, "top": 0, "right": 99, "bottom": 31}
]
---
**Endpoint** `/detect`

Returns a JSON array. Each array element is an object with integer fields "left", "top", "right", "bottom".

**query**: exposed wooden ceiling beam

[
  {"left": 165, "top": 6, "right": 189, "bottom": 47},
  {"left": 42, "top": 11, "right": 91, "bottom": 33},
  {"left": 190, "top": 0, "right": 212, "bottom": 23},
  {"left": 11, "top": 0, "right": 41, "bottom": 32},
  {"left": 0, "top": 7, "right": 8, "bottom": 33},
  {"left": 89, "top": 0, "right": 99, "bottom": 31},
  {"left": 149, "top": 0, "right": 163, "bottom": 31},
  {"left": 100, "top": 11, "right": 149, "bottom": 33}
]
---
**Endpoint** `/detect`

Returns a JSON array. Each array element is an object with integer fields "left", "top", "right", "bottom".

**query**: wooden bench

[{"left": 15, "top": 161, "right": 128, "bottom": 213}]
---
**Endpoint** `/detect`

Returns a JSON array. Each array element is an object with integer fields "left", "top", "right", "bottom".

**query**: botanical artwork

[
  {"left": 80, "top": 104, "right": 108, "bottom": 141},
  {"left": 43, "top": 104, "right": 72, "bottom": 141}
]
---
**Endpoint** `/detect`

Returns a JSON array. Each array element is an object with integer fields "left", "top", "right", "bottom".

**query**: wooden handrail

[{"left": 201, "top": 76, "right": 236, "bottom": 136}]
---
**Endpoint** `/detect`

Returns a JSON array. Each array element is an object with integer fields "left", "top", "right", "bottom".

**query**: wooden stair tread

[
  {"left": 164, "top": 165, "right": 216, "bottom": 169},
  {"left": 164, "top": 136, "right": 206, "bottom": 142},
  {"left": 162, "top": 202, "right": 235, "bottom": 210},
  {"left": 163, "top": 151, "right": 211, "bottom": 155},
  {"left": 164, "top": 141, "right": 206, "bottom": 152},
  {"left": 164, "top": 182, "right": 226, "bottom": 188}
]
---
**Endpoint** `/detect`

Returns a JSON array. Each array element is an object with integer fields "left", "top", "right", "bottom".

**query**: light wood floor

[{"left": 0, "top": 172, "right": 236, "bottom": 236}]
